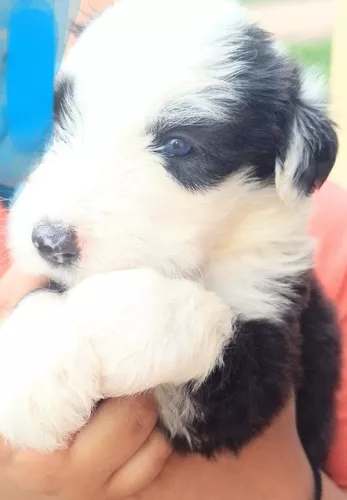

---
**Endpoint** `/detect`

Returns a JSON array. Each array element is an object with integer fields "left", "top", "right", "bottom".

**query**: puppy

[{"left": 1, "top": 0, "right": 340, "bottom": 470}]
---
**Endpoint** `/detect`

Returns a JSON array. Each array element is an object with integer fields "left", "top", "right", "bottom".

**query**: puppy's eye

[{"left": 160, "top": 137, "right": 192, "bottom": 157}]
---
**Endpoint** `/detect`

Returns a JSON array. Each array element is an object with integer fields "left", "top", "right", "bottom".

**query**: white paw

[
  {"left": 0, "top": 291, "right": 101, "bottom": 451},
  {"left": 66, "top": 268, "right": 232, "bottom": 395}
]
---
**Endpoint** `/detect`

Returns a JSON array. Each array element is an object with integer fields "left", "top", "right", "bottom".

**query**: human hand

[
  {"left": 0, "top": 266, "right": 171, "bottom": 500},
  {"left": 0, "top": 396, "right": 171, "bottom": 500}
]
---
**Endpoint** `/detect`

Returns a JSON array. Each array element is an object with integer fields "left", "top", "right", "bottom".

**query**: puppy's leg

[
  {"left": 66, "top": 268, "right": 232, "bottom": 396},
  {"left": 0, "top": 290, "right": 100, "bottom": 451},
  {"left": 0, "top": 269, "right": 231, "bottom": 451}
]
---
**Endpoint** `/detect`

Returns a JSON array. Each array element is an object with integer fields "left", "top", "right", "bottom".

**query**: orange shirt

[
  {"left": 310, "top": 182, "right": 347, "bottom": 488},
  {"left": 0, "top": 204, "right": 10, "bottom": 277},
  {"left": 0, "top": 181, "right": 346, "bottom": 486}
]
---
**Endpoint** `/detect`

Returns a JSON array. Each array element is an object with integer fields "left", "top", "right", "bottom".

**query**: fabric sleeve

[
  {"left": 0, "top": 204, "right": 10, "bottom": 278},
  {"left": 310, "top": 182, "right": 347, "bottom": 489}
]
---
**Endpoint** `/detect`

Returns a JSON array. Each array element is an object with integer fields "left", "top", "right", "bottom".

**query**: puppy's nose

[{"left": 32, "top": 221, "right": 79, "bottom": 266}]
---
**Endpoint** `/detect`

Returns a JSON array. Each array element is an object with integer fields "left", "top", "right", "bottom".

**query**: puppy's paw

[
  {"left": 0, "top": 291, "right": 100, "bottom": 451},
  {"left": 66, "top": 268, "right": 232, "bottom": 394}
]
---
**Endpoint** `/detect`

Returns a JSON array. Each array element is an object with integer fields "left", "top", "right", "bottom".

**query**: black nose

[{"left": 32, "top": 221, "right": 79, "bottom": 266}]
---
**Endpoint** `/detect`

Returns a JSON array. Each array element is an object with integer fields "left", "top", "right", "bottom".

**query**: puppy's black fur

[{"left": 165, "top": 275, "right": 340, "bottom": 470}]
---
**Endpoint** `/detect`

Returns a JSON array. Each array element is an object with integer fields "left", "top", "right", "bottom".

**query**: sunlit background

[{"left": 241, "top": 0, "right": 334, "bottom": 79}]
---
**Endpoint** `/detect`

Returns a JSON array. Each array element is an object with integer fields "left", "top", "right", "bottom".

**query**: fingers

[
  {"left": 0, "top": 265, "right": 46, "bottom": 317},
  {"left": 69, "top": 396, "right": 159, "bottom": 480},
  {"left": 106, "top": 429, "right": 172, "bottom": 499}
]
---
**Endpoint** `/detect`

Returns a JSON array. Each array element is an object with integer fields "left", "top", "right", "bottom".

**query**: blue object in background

[
  {"left": 0, "top": 0, "right": 80, "bottom": 206},
  {"left": 7, "top": 0, "right": 57, "bottom": 153}
]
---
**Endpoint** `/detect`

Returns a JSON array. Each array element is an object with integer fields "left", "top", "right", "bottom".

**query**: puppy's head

[{"left": 8, "top": 0, "right": 338, "bottom": 285}]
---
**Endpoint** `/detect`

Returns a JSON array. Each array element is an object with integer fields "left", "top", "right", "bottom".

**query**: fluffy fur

[{"left": 1, "top": 0, "right": 340, "bottom": 469}]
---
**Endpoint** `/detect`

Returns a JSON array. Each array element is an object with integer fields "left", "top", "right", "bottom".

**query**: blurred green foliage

[{"left": 289, "top": 40, "right": 331, "bottom": 78}]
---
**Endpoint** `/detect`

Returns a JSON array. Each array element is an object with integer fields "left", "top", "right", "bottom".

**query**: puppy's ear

[{"left": 275, "top": 72, "right": 338, "bottom": 199}]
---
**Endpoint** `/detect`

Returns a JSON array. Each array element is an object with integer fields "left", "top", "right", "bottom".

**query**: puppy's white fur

[
  {"left": 3, "top": 0, "right": 319, "bottom": 450},
  {"left": 0, "top": 270, "right": 230, "bottom": 450}
]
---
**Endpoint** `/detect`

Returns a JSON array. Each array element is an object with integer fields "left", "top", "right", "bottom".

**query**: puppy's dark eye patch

[{"left": 148, "top": 116, "right": 277, "bottom": 192}]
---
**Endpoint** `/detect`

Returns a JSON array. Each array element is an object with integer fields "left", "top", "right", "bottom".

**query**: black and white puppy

[{"left": 2, "top": 0, "right": 340, "bottom": 469}]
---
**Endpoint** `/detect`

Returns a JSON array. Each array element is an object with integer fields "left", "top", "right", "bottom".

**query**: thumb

[{"left": 0, "top": 265, "right": 47, "bottom": 318}]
